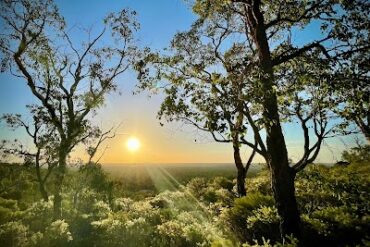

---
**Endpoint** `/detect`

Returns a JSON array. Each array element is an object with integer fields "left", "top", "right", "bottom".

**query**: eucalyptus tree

[
  {"left": 1, "top": 112, "right": 59, "bottom": 201},
  {"left": 0, "top": 0, "right": 138, "bottom": 219},
  {"left": 277, "top": 52, "right": 338, "bottom": 167},
  {"left": 332, "top": 30, "right": 370, "bottom": 142},
  {"left": 194, "top": 0, "right": 369, "bottom": 239},
  {"left": 336, "top": 69, "right": 370, "bottom": 143},
  {"left": 138, "top": 0, "right": 369, "bottom": 239},
  {"left": 137, "top": 17, "right": 261, "bottom": 196},
  {"left": 334, "top": 1, "right": 370, "bottom": 142},
  {"left": 0, "top": 112, "right": 117, "bottom": 202},
  {"left": 151, "top": 57, "right": 258, "bottom": 197}
]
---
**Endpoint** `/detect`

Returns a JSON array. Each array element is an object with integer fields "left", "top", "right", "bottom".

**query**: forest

[{"left": 0, "top": 0, "right": 369, "bottom": 246}]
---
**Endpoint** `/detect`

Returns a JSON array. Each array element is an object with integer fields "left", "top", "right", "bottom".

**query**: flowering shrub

[
  {"left": 0, "top": 221, "right": 30, "bottom": 247},
  {"left": 42, "top": 220, "right": 73, "bottom": 245},
  {"left": 242, "top": 236, "right": 298, "bottom": 247},
  {"left": 0, "top": 160, "right": 369, "bottom": 246},
  {"left": 22, "top": 199, "right": 53, "bottom": 232}
]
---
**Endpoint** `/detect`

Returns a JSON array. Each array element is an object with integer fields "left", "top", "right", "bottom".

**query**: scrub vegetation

[
  {"left": 0, "top": 149, "right": 369, "bottom": 246},
  {"left": 0, "top": 0, "right": 369, "bottom": 246}
]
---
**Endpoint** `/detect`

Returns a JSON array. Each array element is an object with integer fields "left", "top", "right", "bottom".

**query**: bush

[
  {"left": 42, "top": 220, "right": 73, "bottom": 246},
  {"left": 0, "top": 221, "right": 30, "bottom": 247},
  {"left": 296, "top": 163, "right": 370, "bottom": 246},
  {"left": 0, "top": 161, "right": 369, "bottom": 247},
  {"left": 221, "top": 193, "right": 278, "bottom": 243},
  {"left": 341, "top": 145, "right": 370, "bottom": 163}
]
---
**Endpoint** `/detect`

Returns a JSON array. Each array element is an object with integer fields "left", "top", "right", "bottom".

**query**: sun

[{"left": 126, "top": 137, "right": 140, "bottom": 152}]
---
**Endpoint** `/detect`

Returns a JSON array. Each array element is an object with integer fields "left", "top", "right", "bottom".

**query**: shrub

[
  {"left": 41, "top": 220, "right": 73, "bottom": 246},
  {"left": 0, "top": 221, "right": 30, "bottom": 247},
  {"left": 221, "top": 193, "right": 277, "bottom": 243},
  {"left": 341, "top": 145, "right": 370, "bottom": 163}
]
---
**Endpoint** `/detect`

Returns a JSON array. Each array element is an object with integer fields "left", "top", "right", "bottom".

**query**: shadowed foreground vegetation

[{"left": 0, "top": 152, "right": 369, "bottom": 247}]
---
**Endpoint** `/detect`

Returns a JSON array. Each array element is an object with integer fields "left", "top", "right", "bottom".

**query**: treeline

[{"left": 0, "top": 151, "right": 369, "bottom": 246}]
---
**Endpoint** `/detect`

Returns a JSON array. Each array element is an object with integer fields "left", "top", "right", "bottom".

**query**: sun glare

[{"left": 126, "top": 137, "right": 140, "bottom": 152}]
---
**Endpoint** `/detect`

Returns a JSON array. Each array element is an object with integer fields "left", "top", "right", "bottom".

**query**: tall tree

[
  {"left": 194, "top": 0, "right": 368, "bottom": 239},
  {"left": 136, "top": 18, "right": 261, "bottom": 196},
  {"left": 138, "top": 0, "right": 369, "bottom": 240},
  {"left": 0, "top": 0, "right": 138, "bottom": 219}
]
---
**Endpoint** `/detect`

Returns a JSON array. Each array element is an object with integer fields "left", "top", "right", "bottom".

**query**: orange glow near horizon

[{"left": 69, "top": 111, "right": 344, "bottom": 165}]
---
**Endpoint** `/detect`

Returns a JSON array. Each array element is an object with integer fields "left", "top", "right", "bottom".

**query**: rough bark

[
  {"left": 233, "top": 144, "right": 247, "bottom": 196},
  {"left": 233, "top": 99, "right": 248, "bottom": 197},
  {"left": 243, "top": 0, "right": 301, "bottom": 239},
  {"left": 270, "top": 161, "right": 301, "bottom": 238},
  {"left": 53, "top": 151, "right": 67, "bottom": 220},
  {"left": 34, "top": 149, "right": 49, "bottom": 201}
]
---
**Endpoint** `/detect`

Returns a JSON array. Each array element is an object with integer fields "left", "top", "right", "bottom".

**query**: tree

[
  {"left": 0, "top": 113, "right": 117, "bottom": 202},
  {"left": 327, "top": 0, "right": 370, "bottom": 142},
  {"left": 336, "top": 65, "right": 370, "bottom": 143},
  {"left": 1, "top": 113, "right": 58, "bottom": 201},
  {"left": 0, "top": 0, "right": 138, "bottom": 219},
  {"left": 332, "top": 35, "right": 370, "bottom": 141},
  {"left": 137, "top": 0, "right": 369, "bottom": 240},
  {"left": 136, "top": 19, "right": 260, "bottom": 196}
]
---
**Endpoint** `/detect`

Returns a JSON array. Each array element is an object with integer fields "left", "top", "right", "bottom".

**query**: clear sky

[{"left": 0, "top": 0, "right": 362, "bottom": 164}]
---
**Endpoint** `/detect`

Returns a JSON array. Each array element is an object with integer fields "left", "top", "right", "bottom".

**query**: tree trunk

[
  {"left": 262, "top": 89, "right": 301, "bottom": 238},
  {"left": 233, "top": 144, "right": 247, "bottom": 196},
  {"left": 53, "top": 151, "right": 67, "bottom": 220},
  {"left": 244, "top": 0, "right": 301, "bottom": 239},
  {"left": 35, "top": 151, "right": 49, "bottom": 201},
  {"left": 270, "top": 160, "right": 301, "bottom": 238},
  {"left": 38, "top": 182, "right": 49, "bottom": 202}
]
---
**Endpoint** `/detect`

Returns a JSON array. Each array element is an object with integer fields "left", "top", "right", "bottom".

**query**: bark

[
  {"left": 270, "top": 161, "right": 301, "bottom": 238},
  {"left": 38, "top": 181, "right": 49, "bottom": 202},
  {"left": 233, "top": 144, "right": 247, "bottom": 196},
  {"left": 53, "top": 151, "right": 67, "bottom": 220},
  {"left": 233, "top": 100, "right": 247, "bottom": 197},
  {"left": 243, "top": 0, "right": 301, "bottom": 239},
  {"left": 35, "top": 149, "right": 49, "bottom": 201}
]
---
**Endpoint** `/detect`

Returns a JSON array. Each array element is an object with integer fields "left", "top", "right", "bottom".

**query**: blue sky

[{"left": 0, "top": 0, "right": 362, "bottom": 164}]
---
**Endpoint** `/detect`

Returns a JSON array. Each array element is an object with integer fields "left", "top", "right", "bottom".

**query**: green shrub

[
  {"left": 0, "top": 221, "right": 30, "bottom": 247},
  {"left": 342, "top": 145, "right": 370, "bottom": 163},
  {"left": 221, "top": 193, "right": 277, "bottom": 243}
]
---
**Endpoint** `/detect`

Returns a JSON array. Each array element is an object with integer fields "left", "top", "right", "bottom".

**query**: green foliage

[
  {"left": 341, "top": 145, "right": 370, "bottom": 163},
  {"left": 295, "top": 163, "right": 370, "bottom": 246},
  {"left": 242, "top": 236, "right": 298, "bottom": 247},
  {"left": 0, "top": 221, "right": 33, "bottom": 247},
  {"left": 0, "top": 164, "right": 36, "bottom": 202},
  {"left": 42, "top": 220, "right": 73, "bottom": 246},
  {"left": 220, "top": 193, "right": 279, "bottom": 243},
  {"left": 245, "top": 169, "right": 271, "bottom": 195},
  {"left": 0, "top": 198, "right": 18, "bottom": 224},
  {"left": 0, "top": 160, "right": 369, "bottom": 246},
  {"left": 192, "top": 0, "right": 231, "bottom": 18}
]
